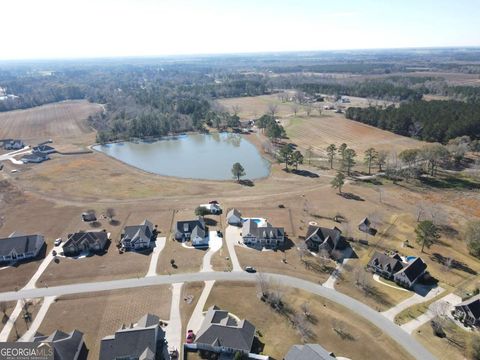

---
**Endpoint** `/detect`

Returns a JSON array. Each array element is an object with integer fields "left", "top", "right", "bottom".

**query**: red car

[{"left": 186, "top": 330, "right": 195, "bottom": 344}]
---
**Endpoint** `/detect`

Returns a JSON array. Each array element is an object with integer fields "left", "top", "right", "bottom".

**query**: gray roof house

[
  {"left": 305, "top": 226, "right": 346, "bottom": 256},
  {"left": 21, "top": 152, "right": 50, "bottom": 164},
  {"left": 195, "top": 305, "right": 256, "bottom": 355},
  {"left": 358, "top": 217, "right": 371, "bottom": 233},
  {"left": 226, "top": 209, "right": 242, "bottom": 226},
  {"left": 33, "top": 329, "right": 85, "bottom": 360},
  {"left": 242, "top": 219, "right": 284, "bottom": 249},
  {"left": 367, "top": 252, "right": 427, "bottom": 289},
  {"left": 63, "top": 231, "right": 109, "bottom": 257},
  {"left": 3, "top": 139, "right": 24, "bottom": 150},
  {"left": 175, "top": 217, "right": 208, "bottom": 247},
  {"left": 284, "top": 344, "right": 336, "bottom": 360},
  {"left": 99, "top": 313, "right": 165, "bottom": 360},
  {"left": 32, "top": 144, "right": 56, "bottom": 154},
  {"left": 121, "top": 220, "right": 155, "bottom": 250},
  {"left": 454, "top": 294, "right": 480, "bottom": 327},
  {"left": 0, "top": 233, "right": 45, "bottom": 263}
]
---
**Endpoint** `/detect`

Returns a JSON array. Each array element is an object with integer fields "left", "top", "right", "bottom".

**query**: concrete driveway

[{"left": 224, "top": 225, "right": 242, "bottom": 271}]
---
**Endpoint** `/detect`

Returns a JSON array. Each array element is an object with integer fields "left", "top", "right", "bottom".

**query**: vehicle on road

[
  {"left": 216, "top": 230, "right": 223, "bottom": 238},
  {"left": 186, "top": 330, "right": 195, "bottom": 344},
  {"left": 244, "top": 266, "right": 256, "bottom": 273}
]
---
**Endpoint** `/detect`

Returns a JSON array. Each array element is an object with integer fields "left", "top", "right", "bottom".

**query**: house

[
  {"left": 367, "top": 252, "right": 427, "bottom": 289},
  {"left": 453, "top": 294, "right": 480, "bottom": 327},
  {"left": 62, "top": 231, "right": 109, "bottom": 257},
  {"left": 99, "top": 313, "right": 165, "bottom": 360},
  {"left": 394, "top": 257, "right": 428, "bottom": 289},
  {"left": 21, "top": 152, "right": 50, "bottom": 164},
  {"left": 358, "top": 217, "right": 371, "bottom": 233},
  {"left": 121, "top": 219, "right": 156, "bottom": 251},
  {"left": 284, "top": 344, "right": 336, "bottom": 360},
  {"left": 3, "top": 139, "right": 24, "bottom": 150},
  {"left": 0, "top": 233, "right": 45, "bottom": 263},
  {"left": 226, "top": 208, "right": 242, "bottom": 226},
  {"left": 194, "top": 305, "right": 256, "bottom": 355},
  {"left": 242, "top": 219, "right": 284, "bottom": 249},
  {"left": 33, "top": 329, "right": 85, "bottom": 360},
  {"left": 33, "top": 144, "right": 56, "bottom": 154},
  {"left": 304, "top": 226, "right": 347, "bottom": 256},
  {"left": 175, "top": 217, "right": 208, "bottom": 247}
]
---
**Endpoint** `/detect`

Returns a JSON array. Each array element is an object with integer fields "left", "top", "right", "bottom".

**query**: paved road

[{"left": 0, "top": 271, "right": 436, "bottom": 360}]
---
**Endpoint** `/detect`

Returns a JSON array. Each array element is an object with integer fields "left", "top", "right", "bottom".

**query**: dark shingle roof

[
  {"left": 305, "top": 226, "right": 341, "bottom": 244},
  {"left": 176, "top": 217, "right": 206, "bottom": 234},
  {"left": 195, "top": 305, "right": 255, "bottom": 353},
  {"left": 99, "top": 314, "right": 163, "bottom": 360},
  {"left": 33, "top": 329, "right": 84, "bottom": 360},
  {"left": 456, "top": 294, "right": 480, "bottom": 319},
  {"left": 121, "top": 220, "right": 154, "bottom": 245},
  {"left": 368, "top": 251, "right": 404, "bottom": 274},
  {"left": 398, "top": 257, "right": 427, "bottom": 282},
  {"left": 0, "top": 234, "right": 44, "bottom": 257},
  {"left": 242, "top": 219, "right": 284, "bottom": 240},
  {"left": 285, "top": 344, "right": 336, "bottom": 360}
]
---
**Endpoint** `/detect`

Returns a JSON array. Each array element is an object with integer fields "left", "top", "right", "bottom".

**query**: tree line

[{"left": 345, "top": 100, "right": 480, "bottom": 143}]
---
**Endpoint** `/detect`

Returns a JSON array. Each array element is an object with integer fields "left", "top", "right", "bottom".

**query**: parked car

[
  {"left": 186, "top": 330, "right": 195, "bottom": 344},
  {"left": 217, "top": 230, "right": 223, "bottom": 238},
  {"left": 52, "top": 250, "right": 57, "bottom": 256},
  {"left": 244, "top": 266, "right": 256, "bottom": 273},
  {"left": 54, "top": 238, "right": 62, "bottom": 246}
]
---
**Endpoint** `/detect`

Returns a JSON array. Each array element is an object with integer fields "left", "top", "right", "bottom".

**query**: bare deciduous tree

[
  {"left": 293, "top": 312, "right": 313, "bottom": 341},
  {"left": 305, "top": 104, "right": 313, "bottom": 117},
  {"left": 291, "top": 103, "right": 299, "bottom": 117},
  {"left": 268, "top": 104, "right": 278, "bottom": 117},
  {"left": 232, "top": 105, "right": 241, "bottom": 116},
  {"left": 256, "top": 273, "right": 271, "bottom": 298}
]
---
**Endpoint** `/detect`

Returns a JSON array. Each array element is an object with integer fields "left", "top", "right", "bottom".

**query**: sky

[{"left": 2, "top": 0, "right": 480, "bottom": 60}]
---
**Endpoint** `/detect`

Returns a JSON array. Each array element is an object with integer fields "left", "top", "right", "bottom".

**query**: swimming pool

[
  {"left": 406, "top": 256, "right": 417, "bottom": 262},
  {"left": 242, "top": 218, "right": 263, "bottom": 224}
]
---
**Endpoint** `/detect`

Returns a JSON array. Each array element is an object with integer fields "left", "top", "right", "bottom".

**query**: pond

[{"left": 93, "top": 133, "right": 271, "bottom": 180}]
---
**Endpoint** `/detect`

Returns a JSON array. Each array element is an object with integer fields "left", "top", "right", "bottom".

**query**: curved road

[{"left": 0, "top": 271, "right": 435, "bottom": 360}]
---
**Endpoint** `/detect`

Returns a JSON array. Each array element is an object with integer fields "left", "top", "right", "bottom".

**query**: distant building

[
  {"left": 284, "top": 344, "right": 336, "bottom": 360},
  {"left": 33, "top": 329, "right": 85, "bottom": 360},
  {"left": 63, "top": 231, "right": 109, "bottom": 257},
  {"left": 3, "top": 139, "right": 24, "bottom": 150},
  {"left": 99, "top": 314, "right": 165, "bottom": 360},
  {"left": 367, "top": 251, "right": 427, "bottom": 289},
  {"left": 21, "top": 152, "right": 50, "bottom": 164},
  {"left": 0, "top": 233, "right": 45, "bottom": 263},
  {"left": 32, "top": 144, "right": 56, "bottom": 154},
  {"left": 242, "top": 219, "right": 284, "bottom": 249},
  {"left": 121, "top": 219, "right": 156, "bottom": 251},
  {"left": 194, "top": 305, "right": 256, "bottom": 355},
  {"left": 175, "top": 217, "right": 208, "bottom": 247},
  {"left": 453, "top": 294, "right": 480, "bottom": 327}
]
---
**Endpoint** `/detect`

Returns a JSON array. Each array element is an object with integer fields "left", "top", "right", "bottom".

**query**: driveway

[
  {"left": 146, "top": 237, "right": 166, "bottom": 277},
  {"left": 19, "top": 296, "right": 57, "bottom": 342},
  {"left": 224, "top": 225, "right": 242, "bottom": 271},
  {"left": 0, "top": 272, "right": 437, "bottom": 360},
  {"left": 201, "top": 232, "right": 223, "bottom": 272},
  {"left": 382, "top": 286, "right": 445, "bottom": 321},
  {"left": 186, "top": 280, "right": 215, "bottom": 334},
  {"left": 165, "top": 283, "right": 183, "bottom": 353}
]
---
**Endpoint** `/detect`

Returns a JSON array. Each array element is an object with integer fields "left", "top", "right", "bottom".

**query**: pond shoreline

[{"left": 91, "top": 132, "right": 272, "bottom": 182}]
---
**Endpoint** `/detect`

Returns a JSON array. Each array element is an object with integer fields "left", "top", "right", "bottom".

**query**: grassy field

[
  {"left": 203, "top": 281, "right": 414, "bottom": 360},
  {"left": 37, "top": 286, "right": 171, "bottom": 360},
  {"left": 0, "top": 100, "right": 102, "bottom": 147}
]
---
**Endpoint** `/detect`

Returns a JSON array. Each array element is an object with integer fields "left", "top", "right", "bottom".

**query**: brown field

[
  {"left": 37, "top": 286, "right": 171, "bottom": 360},
  {"left": 0, "top": 100, "right": 102, "bottom": 147},
  {"left": 414, "top": 320, "right": 476, "bottom": 360},
  {"left": 0, "top": 301, "right": 16, "bottom": 333},
  {"left": 204, "top": 282, "right": 414, "bottom": 360},
  {"left": 7, "top": 298, "right": 43, "bottom": 341}
]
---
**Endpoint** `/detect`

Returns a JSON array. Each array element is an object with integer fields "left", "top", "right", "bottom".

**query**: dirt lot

[
  {"left": 0, "top": 100, "right": 102, "bottom": 147},
  {"left": 204, "top": 281, "right": 414, "bottom": 360},
  {"left": 37, "top": 286, "right": 171, "bottom": 360}
]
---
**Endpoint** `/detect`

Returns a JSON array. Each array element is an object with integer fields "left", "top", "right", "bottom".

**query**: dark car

[
  {"left": 217, "top": 230, "right": 223, "bottom": 238},
  {"left": 244, "top": 266, "right": 256, "bottom": 273},
  {"left": 186, "top": 330, "right": 195, "bottom": 344}
]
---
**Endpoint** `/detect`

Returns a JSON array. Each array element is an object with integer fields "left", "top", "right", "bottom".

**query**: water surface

[{"left": 94, "top": 133, "right": 270, "bottom": 180}]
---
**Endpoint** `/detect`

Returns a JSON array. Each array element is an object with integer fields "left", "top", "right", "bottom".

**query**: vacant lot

[
  {"left": 204, "top": 282, "right": 413, "bottom": 360},
  {"left": 7, "top": 298, "right": 43, "bottom": 341},
  {"left": 38, "top": 286, "right": 171, "bottom": 360},
  {"left": 0, "top": 100, "right": 102, "bottom": 147}
]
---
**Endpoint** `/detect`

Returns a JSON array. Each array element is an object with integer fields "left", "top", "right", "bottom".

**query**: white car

[{"left": 54, "top": 238, "right": 62, "bottom": 246}]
